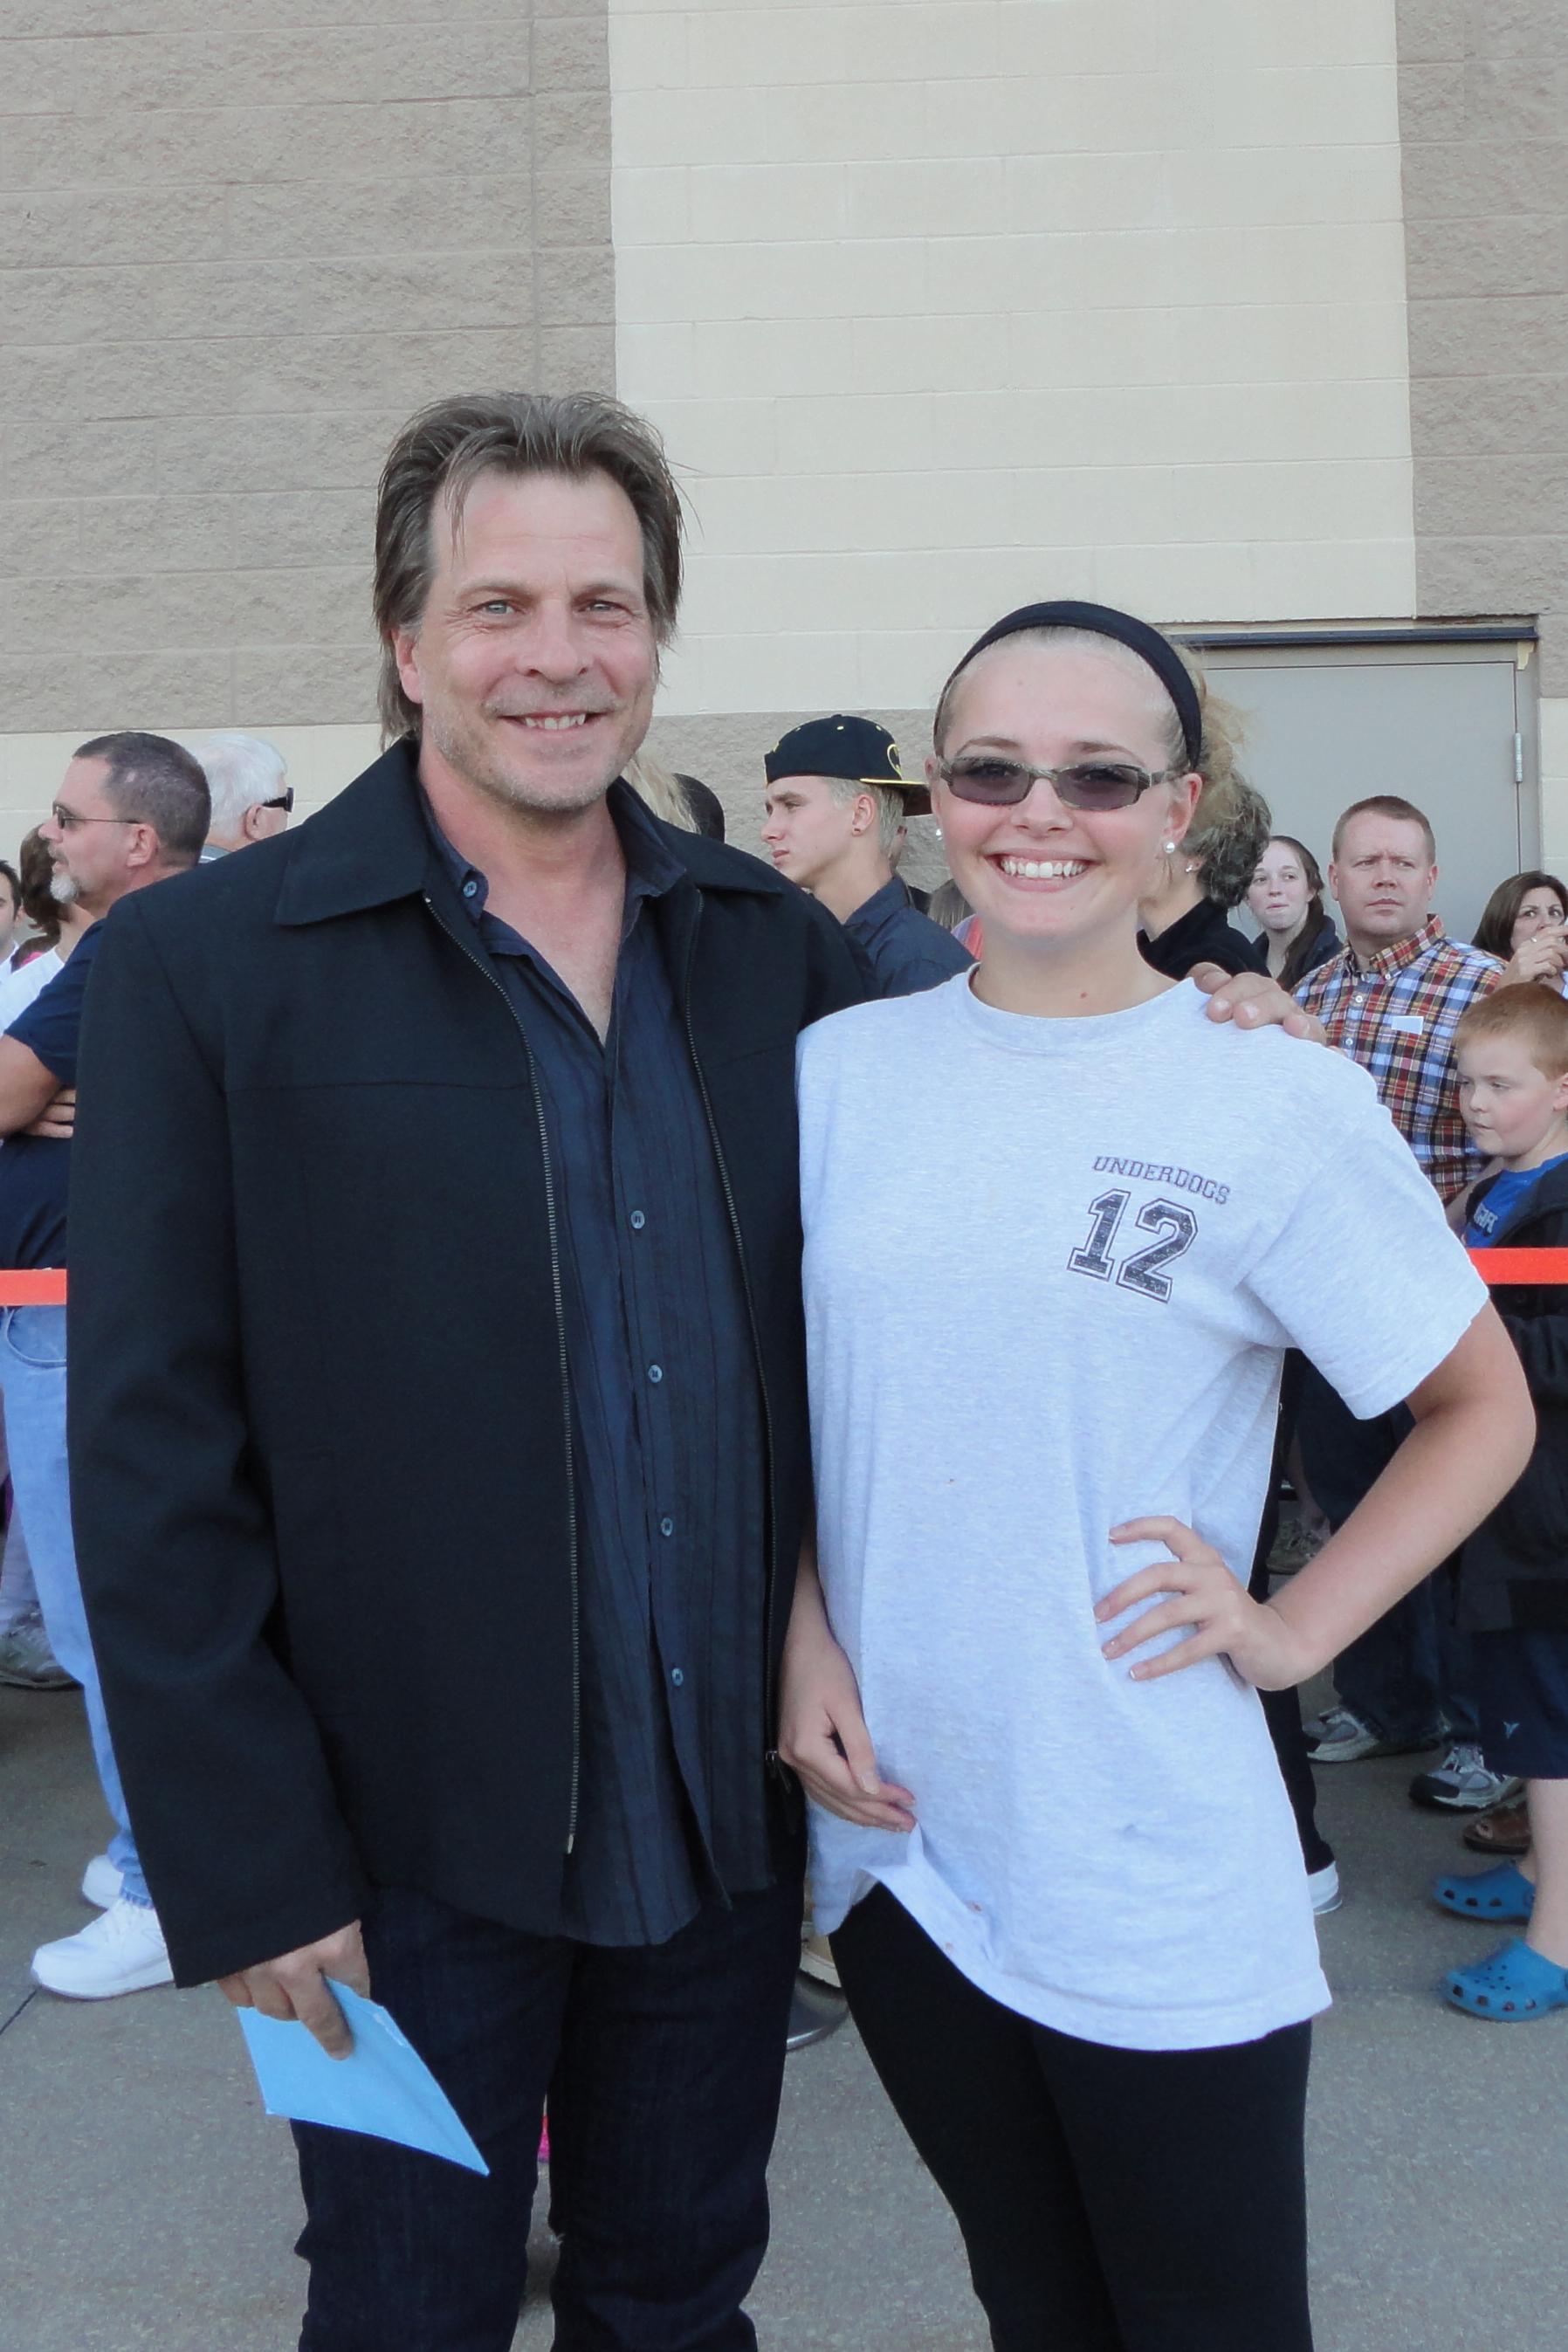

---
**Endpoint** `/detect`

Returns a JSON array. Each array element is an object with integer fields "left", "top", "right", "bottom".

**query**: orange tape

[
  {"left": 0, "top": 1270, "right": 68, "bottom": 1305},
  {"left": 0, "top": 1255, "right": 1560, "bottom": 1309},
  {"left": 1468, "top": 1248, "right": 1568, "bottom": 1286}
]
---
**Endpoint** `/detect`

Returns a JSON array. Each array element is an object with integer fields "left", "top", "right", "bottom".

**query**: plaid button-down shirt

[{"left": 1294, "top": 915, "right": 1503, "bottom": 1200}]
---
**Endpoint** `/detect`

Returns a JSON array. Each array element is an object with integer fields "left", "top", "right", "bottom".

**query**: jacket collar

[
  {"left": 1472, "top": 1150, "right": 1568, "bottom": 1246},
  {"left": 275, "top": 737, "right": 787, "bottom": 928}
]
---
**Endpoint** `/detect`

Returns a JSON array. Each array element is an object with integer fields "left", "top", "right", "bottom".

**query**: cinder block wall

[
  {"left": 0, "top": 1, "right": 614, "bottom": 831},
  {"left": 1397, "top": 0, "right": 1568, "bottom": 871},
  {"left": 611, "top": 0, "right": 1419, "bottom": 757}
]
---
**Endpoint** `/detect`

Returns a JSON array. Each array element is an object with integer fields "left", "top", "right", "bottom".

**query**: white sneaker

[
  {"left": 31, "top": 1895, "right": 173, "bottom": 1998},
  {"left": 80, "top": 1853, "right": 123, "bottom": 1910},
  {"left": 0, "top": 1612, "right": 75, "bottom": 1690},
  {"left": 1308, "top": 1860, "right": 1343, "bottom": 1915}
]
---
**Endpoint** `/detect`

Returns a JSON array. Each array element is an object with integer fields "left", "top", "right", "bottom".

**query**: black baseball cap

[{"left": 764, "top": 715, "right": 931, "bottom": 816}]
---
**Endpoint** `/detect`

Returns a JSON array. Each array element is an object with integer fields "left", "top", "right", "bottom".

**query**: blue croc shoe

[
  {"left": 1445, "top": 1939, "right": 1568, "bottom": 2021},
  {"left": 1433, "top": 1861, "right": 1535, "bottom": 1922}
]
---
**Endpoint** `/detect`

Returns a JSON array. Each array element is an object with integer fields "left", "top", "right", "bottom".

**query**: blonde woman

[{"left": 781, "top": 600, "right": 1530, "bottom": 2351}]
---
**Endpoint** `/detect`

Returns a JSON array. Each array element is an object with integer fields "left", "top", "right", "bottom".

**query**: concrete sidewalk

[{"left": 3, "top": 1680, "right": 1565, "bottom": 2351}]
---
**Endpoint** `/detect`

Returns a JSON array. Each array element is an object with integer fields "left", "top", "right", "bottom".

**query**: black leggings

[{"left": 833, "top": 1886, "right": 1314, "bottom": 2352}]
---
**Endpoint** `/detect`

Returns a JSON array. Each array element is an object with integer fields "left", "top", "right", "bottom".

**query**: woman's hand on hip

[
  {"left": 1098, "top": 1516, "right": 1317, "bottom": 1691},
  {"left": 779, "top": 1634, "right": 915, "bottom": 1832}
]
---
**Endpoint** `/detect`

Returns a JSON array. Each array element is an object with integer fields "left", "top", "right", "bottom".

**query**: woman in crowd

[
  {"left": 1248, "top": 835, "right": 1341, "bottom": 989},
  {"left": 0, "top": 860, "right": 22, "bottom": 970},
  {"left": 1474, "top": 869, "right": 1568, "bottom": 990},
  {"left": 0, "top": 829, "right": 94, "bottom": 1021},
  {"left": 1135, "top": 752, "right": 1269, "bottom": 978},
  {"left": 781, "top": 598, "right": 1530, "bottom": 2351}
]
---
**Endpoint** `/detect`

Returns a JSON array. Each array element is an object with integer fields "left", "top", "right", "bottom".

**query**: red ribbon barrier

[
  {"left": 0, "top": 1270, "right": 68, "bottom": 1304},
  {"left": 1466, "top": 1248, "right": 1568, "bottom": 1286},
  {"left": 0, "top": 1253, "right": 1561, "bottom": 1310}
]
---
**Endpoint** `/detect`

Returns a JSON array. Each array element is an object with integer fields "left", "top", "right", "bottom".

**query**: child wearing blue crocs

[{"left": 1440, "top": 984, "right": 1568, "bottom": 2019}]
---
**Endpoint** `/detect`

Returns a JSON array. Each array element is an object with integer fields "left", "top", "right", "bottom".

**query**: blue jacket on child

[{"left": 1459, "top": 1153, "right": 1568, "bottom": 1633}]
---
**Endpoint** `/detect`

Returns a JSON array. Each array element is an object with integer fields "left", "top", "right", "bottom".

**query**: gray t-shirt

[{"left": 798, "top": 974, "right": 1487, "bottom": 2052}]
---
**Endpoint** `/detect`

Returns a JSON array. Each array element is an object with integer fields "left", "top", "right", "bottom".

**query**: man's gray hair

[
  {"left": 373, "top": 391, "right": 686, "bottom": 743},
  {"left": 182, "top": 732, "right": 287, "bottom": 836}
]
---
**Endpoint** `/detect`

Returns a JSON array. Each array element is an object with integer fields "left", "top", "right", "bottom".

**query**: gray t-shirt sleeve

[{"left": 1242, "top": 1075, "right": 1488, "bottom": 1420}]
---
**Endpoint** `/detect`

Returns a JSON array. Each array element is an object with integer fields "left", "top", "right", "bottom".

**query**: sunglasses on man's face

[
  {"left": 261, "top": 789, "right": 294, "bottom": 814},
  {"left": 937, "top": 756, "right": 1173, "bottom": 813}
]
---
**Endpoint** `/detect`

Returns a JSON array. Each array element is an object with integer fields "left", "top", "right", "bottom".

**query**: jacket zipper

[
  {"left": 678, "top": 903, "right": 785, "bottom": 1766},
  {"left": 422, "top": 893, "right": 581, "bottom": 1853}
]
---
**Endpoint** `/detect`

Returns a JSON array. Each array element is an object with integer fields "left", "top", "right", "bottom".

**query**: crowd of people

[{"left": 3, "top": 387, "right": 1566, "bottom": 2350}]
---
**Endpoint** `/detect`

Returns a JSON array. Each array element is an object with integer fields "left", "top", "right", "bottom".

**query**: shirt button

[
  {"left": 629, "top": 1210, "right": 646, "bottom": 1231},
  {"left": 671, "top": 1667, "right": 684, "bottom": 1687},
  {"left": 648, "top": 1364, "right": 663, "bottom": 1384},
  {"left": 462, "top": 879, "right": 478, "bottom": 899},
  {"left": 659, "top": 1516, "right": 675, "bottom": 1537}
]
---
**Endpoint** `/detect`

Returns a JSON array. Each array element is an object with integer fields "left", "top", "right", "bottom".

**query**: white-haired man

[{"left": 187, "top": 732, "right": 293, "bottom": 859}]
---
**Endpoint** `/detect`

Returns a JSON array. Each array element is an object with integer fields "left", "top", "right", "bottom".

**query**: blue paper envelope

[{"left": 237, "top": 1978, "right": 489, "bottom": 2175}]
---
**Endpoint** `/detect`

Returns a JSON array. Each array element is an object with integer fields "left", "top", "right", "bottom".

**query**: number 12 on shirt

[{"left": 1069, "top": 1190, "right": 1198, "bottom": 1304}]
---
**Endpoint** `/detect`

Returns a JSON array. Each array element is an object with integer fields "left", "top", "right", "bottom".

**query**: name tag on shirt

[{"left": 1386, "top": 1014, "right": 1425, "bottom": 1035}]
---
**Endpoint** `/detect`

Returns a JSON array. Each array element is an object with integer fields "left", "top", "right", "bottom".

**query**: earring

[{"left": 1163, "top": 841, "right": 1176, "bottom": 855}]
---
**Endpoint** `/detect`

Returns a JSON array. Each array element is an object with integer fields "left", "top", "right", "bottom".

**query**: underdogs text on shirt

[{"left": 1092, "top": 1156, "right": 1230, "bottom": 1206}]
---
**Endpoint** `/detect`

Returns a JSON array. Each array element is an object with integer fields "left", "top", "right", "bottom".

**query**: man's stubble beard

[
  {"left": 423, "top": 698, "right": 645, "bottom": 823},
  {"left": 49, "top": 870, "right": 79, "bottom": 905}
]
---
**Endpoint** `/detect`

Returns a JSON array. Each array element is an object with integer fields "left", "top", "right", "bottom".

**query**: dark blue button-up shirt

[
  {"left": 426, "top": 785, "right": 772, "bottom": 1946},
  {"left": 844, "top": 877, "right": 973, "bottom": 998}
]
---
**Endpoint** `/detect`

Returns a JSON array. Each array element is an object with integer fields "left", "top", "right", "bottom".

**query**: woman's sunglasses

[{"left": 936, "top": 757, "right": 1173, "bottom": 812}]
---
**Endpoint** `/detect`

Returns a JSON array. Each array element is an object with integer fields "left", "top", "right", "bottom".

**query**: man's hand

[
  {"left": 217, "top": 1921, "right": 369, "bottom": 2060},
  {"left": 1496, "top": 929, "right": 1568, "bottom": 992},
  {"left": 1189, "top": 964, "right": 1326, "bottom": 1043},
  {"left": 1097, "top": 1516, "right": 1320, "bottom": 1692},
  {"left": 24, "top": 1085, "right": 74, "bottom": 1141}
]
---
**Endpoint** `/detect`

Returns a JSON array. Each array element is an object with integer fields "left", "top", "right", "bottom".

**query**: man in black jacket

[{"left": 68, "top": 393, "right": 867, "bottom": 2352}]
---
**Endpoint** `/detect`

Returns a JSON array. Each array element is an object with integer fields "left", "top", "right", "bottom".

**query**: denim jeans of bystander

[{"left": 0, "top": 1304, "right": 148, "bottom": 1902}]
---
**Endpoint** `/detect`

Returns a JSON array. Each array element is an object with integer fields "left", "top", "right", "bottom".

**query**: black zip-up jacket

[
  {"left": 66, "top": 744, "right": 865, "bottom": 1986},
  {"left": 1458, "top": 1153, "right": 1568, "bottom": 1633}
]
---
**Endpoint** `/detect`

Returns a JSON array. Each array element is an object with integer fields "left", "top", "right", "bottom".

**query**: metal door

[{"left": 1193, "top": 636, "right": 1535, "bottom": 949}]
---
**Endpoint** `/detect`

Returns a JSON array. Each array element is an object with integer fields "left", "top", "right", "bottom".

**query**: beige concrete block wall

[
  {"left": 612, "top": 0, "right": 1419, "bottom": 725},
  {"left": 0, "top": 4, "right": 613, "bottom": 773},
  {"left": 1397, "top": 0, "right": 1568, "bottom": 863}
]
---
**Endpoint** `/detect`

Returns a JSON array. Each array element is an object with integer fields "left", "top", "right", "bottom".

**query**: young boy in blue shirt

[{"left": 1437, "top": 984, "right": 1568, "bottom": 2016}]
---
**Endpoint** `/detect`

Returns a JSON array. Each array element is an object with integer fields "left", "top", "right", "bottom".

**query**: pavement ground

[{"left": 3, "top": 1678, "right": 1566, "bottom": 2352}]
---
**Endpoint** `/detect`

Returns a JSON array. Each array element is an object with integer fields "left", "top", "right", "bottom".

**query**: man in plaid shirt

[
  {"left": 1296, "top": 803, "right": 1503, "bottom": 1199},
  {"left": 1295, "top": 794, "right": 1510, "bottom": 1808}
]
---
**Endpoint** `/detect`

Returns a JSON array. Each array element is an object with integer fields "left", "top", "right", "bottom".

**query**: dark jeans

[
  {"left": 292, "top": 1878, "right": 801, "bottom": 2352},
  {"left": 1296, "top": 1362, "right": 1476, "bottom": 1744},
  {"left": 834, "top": 1887, "right": 1314, "bottom": 2352}
]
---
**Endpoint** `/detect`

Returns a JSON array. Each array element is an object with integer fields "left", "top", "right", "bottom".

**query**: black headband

[{"left": 943, "top": 599, "right": 1203, "bottom": 769}]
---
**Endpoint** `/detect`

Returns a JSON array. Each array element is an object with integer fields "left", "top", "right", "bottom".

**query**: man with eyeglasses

[
  {"left": 186, "top": 732, "right": 294, "bottom": 860},
  {"left": 0, "top": 731, "right": 209, "bottom": 2001},
  {"left": 760, "top": 716, "right": 973, "bottom": 999}
]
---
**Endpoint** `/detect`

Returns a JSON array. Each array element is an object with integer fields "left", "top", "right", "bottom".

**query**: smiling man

[{"left": 65, "top": 394, "right": 870, "bottom": 2352}]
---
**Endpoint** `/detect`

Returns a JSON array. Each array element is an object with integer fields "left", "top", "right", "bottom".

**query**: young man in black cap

[{"left": 760, "top": 715, "right": 973, "bottom": 998}]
